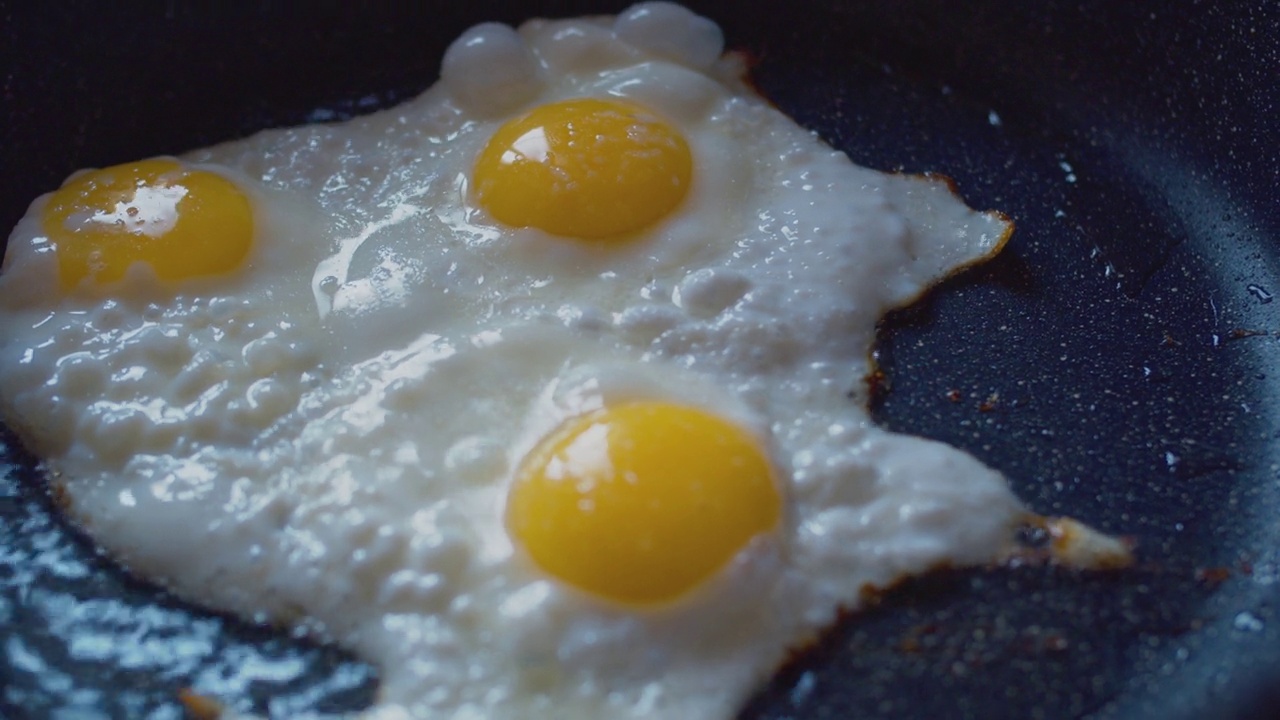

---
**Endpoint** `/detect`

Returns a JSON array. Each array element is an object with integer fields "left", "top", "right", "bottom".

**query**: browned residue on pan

[{"left": 178, "top": 689, "right": 224, "bottom": 720}]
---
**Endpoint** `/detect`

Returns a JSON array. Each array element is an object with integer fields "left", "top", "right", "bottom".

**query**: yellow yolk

[
  {"left": 473, "top": 98, "right": 692, "bottom": 240},
  {"left": 507, "top": 401, "right": 781, "bottom": 605},
  {"left": 40, "top": 158, "right": 253, "bottom": 289}
]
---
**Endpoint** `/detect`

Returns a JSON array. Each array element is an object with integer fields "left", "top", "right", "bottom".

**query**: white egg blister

[{"left": 0, "top": 3, "right": 1024, "bottom": 719}]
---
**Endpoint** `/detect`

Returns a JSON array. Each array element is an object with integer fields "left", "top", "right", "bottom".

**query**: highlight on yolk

[
  {"left": 473, "top": 98, "right": 693, "bottom": 240},
  {"left": 506, "top": 401, "right": 781, "bottom": 605},
  {"left": 41, "top": 158, "right": 253, "bottom": 289}
]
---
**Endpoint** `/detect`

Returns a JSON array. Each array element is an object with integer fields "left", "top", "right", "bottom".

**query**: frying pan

[{"left": 2, "top": 1, "right": 1277, "bottom": 718}]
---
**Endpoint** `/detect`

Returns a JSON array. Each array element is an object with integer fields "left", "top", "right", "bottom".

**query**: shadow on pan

[{"left": 1, "top": 1, "right": 1278, "bottom": 718}]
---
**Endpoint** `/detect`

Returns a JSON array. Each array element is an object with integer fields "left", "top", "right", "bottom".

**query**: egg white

[{"left": 0, "top": 3, "right": 1023, "bottom": 719}]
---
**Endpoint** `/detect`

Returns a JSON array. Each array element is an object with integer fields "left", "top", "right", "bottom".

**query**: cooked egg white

[{"left": 0, "top": 3, "right": 1027, "bottom": 718}]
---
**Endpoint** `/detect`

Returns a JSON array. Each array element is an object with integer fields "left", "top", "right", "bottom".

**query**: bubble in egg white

[
  {"left": 441, "top": 23, "right": 544, "bottom": 116},
  {"left": 0, "top": 3, "right": 1025, "bottom": 719}
]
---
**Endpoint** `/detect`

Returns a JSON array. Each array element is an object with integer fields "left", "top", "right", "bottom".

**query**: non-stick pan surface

[{"left": 2, "top": 2, "right": 1278, "bottom": 718}]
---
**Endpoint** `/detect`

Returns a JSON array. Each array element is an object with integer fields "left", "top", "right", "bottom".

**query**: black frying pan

[{"left": 2, "top": 2, "right": 1278, "bottom": 718}]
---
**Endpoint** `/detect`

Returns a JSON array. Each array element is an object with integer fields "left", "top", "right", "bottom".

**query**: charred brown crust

[{"left": 863, "top": 368, "right": 890, "bottom": 406}]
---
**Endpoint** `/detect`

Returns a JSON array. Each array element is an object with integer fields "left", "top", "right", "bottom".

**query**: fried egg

[{"left": 0, "top": 3, "right": 1073, "bottom": 718}]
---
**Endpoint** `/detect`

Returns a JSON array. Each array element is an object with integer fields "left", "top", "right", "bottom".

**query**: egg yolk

[
  {"left": 507, "top": 401, "right": 781, "bottom": 605},
  {"left": 41, "top": 158, "right": 253, "bottom": 289},
  {"left": 473, "top": 98, "right": 692, "bottom": 240}
]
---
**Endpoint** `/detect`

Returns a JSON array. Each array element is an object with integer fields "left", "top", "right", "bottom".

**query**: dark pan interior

[{"left": 2, "top": 1, "right": 1278, "bottom": 718}]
